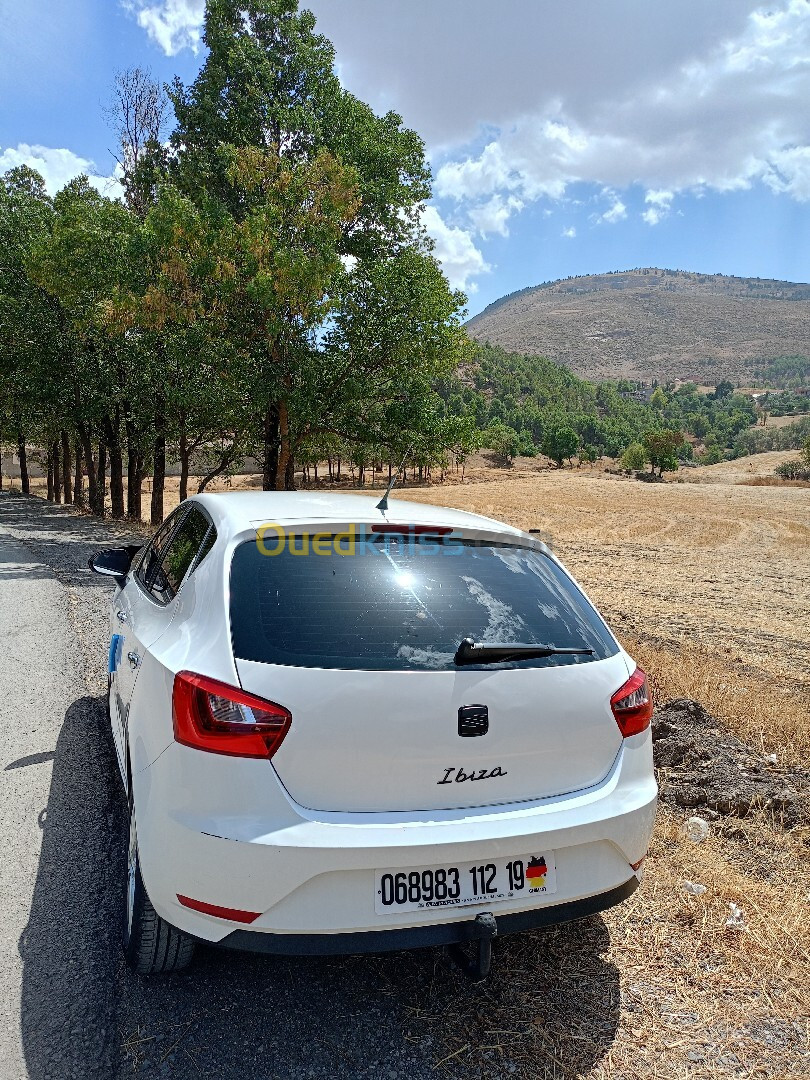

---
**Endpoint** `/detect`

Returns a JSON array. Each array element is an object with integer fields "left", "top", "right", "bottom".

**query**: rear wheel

[{"left": 123, "top": 799, "right": 195, "bottom": 974}]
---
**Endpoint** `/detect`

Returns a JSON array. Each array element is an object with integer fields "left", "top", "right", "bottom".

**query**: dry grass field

[
  {"left": 16, "top": 455, "right": 810, "bottom": 1078},
  {"left": 377, "top": 461, "right": 810, "bottom": 1079}
]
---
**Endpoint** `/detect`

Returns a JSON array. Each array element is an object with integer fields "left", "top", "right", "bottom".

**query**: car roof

[{"left": 189, "top": 491, "right": 522, "bottom": 540}]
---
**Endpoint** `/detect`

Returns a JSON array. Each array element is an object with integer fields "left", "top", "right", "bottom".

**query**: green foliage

[
  {"left": 700, "top": 445, "right": 724, "bottom": 465},
  {"left": 541, "top": 425, "right": 579, "bottom": 467},
  {"left": 643, "top": 429, "right": 685, "bottom": 475},
  {"left": 756, "top": 389, "right": 810, "bottom": 416},
  {"left": 733, "top": 415, "right": 810, "bottom": 456},
  {"left": 752, "top": 355, "right": 810, "bottom": 389},
  {"left": 484, "top": 422, "right": 522, "bottom": 465},
  {"left": 775, "top": 456, "right": 810, "bottom": 480},
  {"left": 649, "top": 386, "right": 667, "bottom": 410},
  {"left": 620, "top": 442, "right": 647, "bottom": 473},
  {"left": 0, "top": 1, "right": 467, "bottom": 511}
]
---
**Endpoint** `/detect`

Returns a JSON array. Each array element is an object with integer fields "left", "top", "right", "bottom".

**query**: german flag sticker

[{"left": 526, "top": 856, "right": 548, "bottom": 889}]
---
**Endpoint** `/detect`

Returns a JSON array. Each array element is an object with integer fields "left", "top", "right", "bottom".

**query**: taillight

[
  {"left": 610, "top": 666, "right": 652, "bottom": 737},
  {"left": 172, "top": 671, "right": 291, "bottom": 758}
]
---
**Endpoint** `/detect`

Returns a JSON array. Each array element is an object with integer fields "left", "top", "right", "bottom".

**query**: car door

[{"left": 110, "top": 509, "right": 188, "bottom": 774}]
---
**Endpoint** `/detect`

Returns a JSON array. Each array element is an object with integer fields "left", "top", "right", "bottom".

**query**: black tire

[{"left": 124, "top": 799, "right": 195, "bottom": 974}]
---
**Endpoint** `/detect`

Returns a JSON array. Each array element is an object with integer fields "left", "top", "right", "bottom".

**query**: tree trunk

[
  {"left": 285, "top": 455, "right": 295, "bottom": 491},
  {"left": 151, "top": 402, "right": 166, "bottom": 526},
  {"left": 78, "top": 423, "right": 98, "bottom": 513},
  {"left": 135, "top": 453, "right": 145, "bottom": 519},
  {"left": 179, "top": 428, "right": 190, "bottom": 503},
  {"left": 275, "top": 400, "right": 291, "bottom": 490},
  {"left": 102, "top": 410, "right": 125, "bottom": 519},
  {"left": 94, "top": 439, "right": 108, "bottom": 517},
  {"left": 125, "top": 417, "right": 143, "bottom": 520},
  {"left": 263, "top": 401, "right": 279, "bottom": 491},
  {"left": 17, "top": 433, "right": 29, "bottom": 495},
  {"left": 46, "top": 449, "right": 54, "bottom": 501},
  {"left": 61, "top": 431, "right": 73, "bottom": 504},
  {"left": 73, "top": 438, "right": 84, "bottom": 506},
  {"left": 52, "top": 441, "right": 62, "bottom": 503}
]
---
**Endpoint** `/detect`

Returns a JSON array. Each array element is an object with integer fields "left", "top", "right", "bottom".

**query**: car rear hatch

[{"left": 230, "top": 524, "right": 628, "bottom": 814}]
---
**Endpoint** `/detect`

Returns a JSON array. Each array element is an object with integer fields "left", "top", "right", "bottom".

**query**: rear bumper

[
  {"left": 134, "top": 730, "right": 656, "bottom": 947},
  {"left": 214, "top": 878, "right": 638, "bottom": 956}
]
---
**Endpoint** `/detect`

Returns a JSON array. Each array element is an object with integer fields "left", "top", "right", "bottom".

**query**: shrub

[
  {"left": 620, "top": 442, "right": 647, "bottom": 473},
  {"left": 775, "top": 458, "right": 810, "bottom": 481}
]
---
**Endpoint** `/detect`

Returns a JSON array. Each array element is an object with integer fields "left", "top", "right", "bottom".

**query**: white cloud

[
  {"left": 430, "top": 0, "right": 810, "bottom": 224},
  {"left": 467, "top": 194, "right": 524, "bottom": 238},
  {"left": 561, "top": 226, "right": 576, "bottom": 239},
  {"left": 762, "top": 146, "right": 810, "bottom": 200},
  {"left": 0, "top": 144, "right": 123, "bottom": 199},
  {"left": 122, "top": 0, "right": 205, "bottom": 55},
  {"left": 599, "top": 196, "right": 627, "bottom": 224},
  {"left": 435, "top": 142, "right": 513, "bottom": 203},
  {"left": 642, "top": 189, "right": 675, "bottom": 225},
  {"left": 421, "top": 205, "right": 490, "bottom": 293}
]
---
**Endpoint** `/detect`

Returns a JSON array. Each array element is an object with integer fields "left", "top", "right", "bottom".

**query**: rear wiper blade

[{"left": 453, "top": 637, "right": 595, "bottom": 666}]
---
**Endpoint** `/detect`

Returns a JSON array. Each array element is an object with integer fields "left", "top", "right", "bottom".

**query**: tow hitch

[{"left": 448, "top": 911, "right": 498, "bottom": 982}]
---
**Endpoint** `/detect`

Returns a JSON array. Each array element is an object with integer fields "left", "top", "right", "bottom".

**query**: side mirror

[{"left": 88, "top": 547, "right": 137, "bottom": 587}]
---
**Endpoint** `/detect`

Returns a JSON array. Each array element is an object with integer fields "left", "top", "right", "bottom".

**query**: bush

[
  {"left": 485, "top": 422, "right": 521, "bottom": 465},
  {"left": 620, "top": 442, "right": 647, "bottom": 473},
  {"left": 775, "top": 458, "right": 810, "bottom": 481}
]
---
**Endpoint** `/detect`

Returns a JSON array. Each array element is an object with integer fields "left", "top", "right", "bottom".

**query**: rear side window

[
  {"left": 139, "top": 506, "right": 214, "bottom": 604},
  {"left": 136, "top": 507, "right": 186, "bottom": 595},
  {"left": 230, "top": 535, "right": 618, "bottom": 671}
]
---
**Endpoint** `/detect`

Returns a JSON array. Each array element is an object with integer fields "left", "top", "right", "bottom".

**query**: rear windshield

[{"left": 229, "top": 534, "right": 618, "bottom": 671}]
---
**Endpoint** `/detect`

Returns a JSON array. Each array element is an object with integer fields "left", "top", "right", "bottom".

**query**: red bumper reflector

[{"left": 177, "top": 894, "right": 262, "bottom": 924}]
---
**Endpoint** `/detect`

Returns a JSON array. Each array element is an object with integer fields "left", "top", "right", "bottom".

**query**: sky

[{"left": 2, "top": 0, "right": 810, "bottom": 317}]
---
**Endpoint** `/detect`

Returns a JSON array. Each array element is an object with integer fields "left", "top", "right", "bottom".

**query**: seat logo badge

[
  {"left": 437, "top": 765, "right": 507, "bottom": 785},
  {"left": 458, "top": 704, "right": 488, "bottom": 737}
]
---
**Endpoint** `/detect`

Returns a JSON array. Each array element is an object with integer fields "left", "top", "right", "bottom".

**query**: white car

[{"left": 90, "top": 492, "right": 656, "bottom": 979}]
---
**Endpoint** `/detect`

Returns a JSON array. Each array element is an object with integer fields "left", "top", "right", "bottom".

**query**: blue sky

[{"left": 2, "top": 0, "right": 809, "bottom": 317}]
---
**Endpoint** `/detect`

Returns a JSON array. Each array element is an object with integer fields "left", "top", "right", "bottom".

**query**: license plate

[{"left": 374, "top": 852, "right": 557, "bottom": 914}]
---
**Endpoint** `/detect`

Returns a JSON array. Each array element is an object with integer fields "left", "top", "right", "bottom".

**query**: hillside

[{"left": 467, "top": 268, "right": 810, "bottom": 383}]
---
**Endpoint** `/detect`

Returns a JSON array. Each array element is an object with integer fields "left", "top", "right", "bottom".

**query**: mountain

[{"left": 466, "top": 268, "right": 810, "bottom": 383}]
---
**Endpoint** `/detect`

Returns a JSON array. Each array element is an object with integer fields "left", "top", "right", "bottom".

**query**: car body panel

[
  {"left": 104, "top": 491, "right": 656, "bottom": 952},
  {"left": 133, "top": 726, "right": 655, "bottom": 942},
  {"left": 236, "top": 655, "right": 627, "bottom": 812}
]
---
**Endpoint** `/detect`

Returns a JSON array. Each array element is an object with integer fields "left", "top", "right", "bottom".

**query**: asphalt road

[{"left": 0, "top": 492, "right": 621, "bottom": 1080}]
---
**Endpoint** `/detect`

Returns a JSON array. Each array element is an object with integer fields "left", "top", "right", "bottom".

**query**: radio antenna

[{"left": 376, "top": 445, "right": 413, "bottom": 513}]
